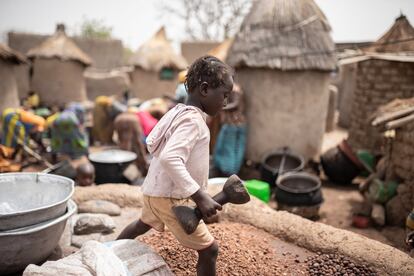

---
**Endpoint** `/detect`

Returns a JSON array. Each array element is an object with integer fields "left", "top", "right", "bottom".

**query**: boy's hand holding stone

[{"left": 191, "top": 189, "right": 222, "bottom": 218}]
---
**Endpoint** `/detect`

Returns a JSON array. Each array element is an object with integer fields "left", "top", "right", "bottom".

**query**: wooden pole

[
  {"left": 385, "top": 113, "right": 414, "bottom": 130},
  {"left": 371, "top": 106, "right": 414, "bottom": 126}
]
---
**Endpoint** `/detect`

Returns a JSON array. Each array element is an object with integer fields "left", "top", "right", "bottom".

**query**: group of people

[{"left": 0, "top": 91, "right": 161, "bottom": 178}]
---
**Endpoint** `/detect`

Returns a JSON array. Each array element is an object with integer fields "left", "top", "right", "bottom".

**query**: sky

[{"left": 0, "top": 0, "right": 413, "bottom": 51}]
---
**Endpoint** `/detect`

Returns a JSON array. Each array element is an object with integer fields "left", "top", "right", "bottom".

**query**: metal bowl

[
  {"left": 0, "top": 173, "right": 74, "bottom": 231},
  {"left": 0, "top": 199, "right": 77, "bottom": 275},
  {"left": 88, "top": 149, "right": 137, "bottom": 164},
  {"left": 89, "top": 149, "right": 137, "bottom": 184},
  {"left": 260, "top": 149, "right": 305, "bottom": 187}
]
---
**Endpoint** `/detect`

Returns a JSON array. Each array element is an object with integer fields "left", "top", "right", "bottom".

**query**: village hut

[
  {"left": 129, "top": 27, "right": 187, "bottom": 100},
  {"left": 0, "top": 44, "right": 28, "bottom": 114},
  {"left": 226, "top": 0, "right": 337, "bottom": 161},
  {"left": 27, "top": 24, "right": 92, "bottom": 107},
  {"left": 370, "top": 98, "right": 414, "bottom": 226},
  {"left": 345, "top": 15, "right": 414, "bottom": 154}
]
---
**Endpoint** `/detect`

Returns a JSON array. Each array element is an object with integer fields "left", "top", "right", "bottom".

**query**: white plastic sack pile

[
  {"left": 23, "top": 240, "right": 172, "bottom": 276},
  {"left": 23, "top": 241, "right": 128, "bottom": 276}
]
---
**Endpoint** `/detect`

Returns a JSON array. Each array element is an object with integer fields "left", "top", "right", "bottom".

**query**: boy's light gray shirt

[{"left": 142, "top": 104, "right": 209, "bottom": 199}]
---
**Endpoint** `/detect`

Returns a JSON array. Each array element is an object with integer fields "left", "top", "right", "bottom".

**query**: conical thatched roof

[
  {"left": 129, "top": 27, "right": 187, "bottom": 72},
  {"left": 0, "top": 43, "right": 28, "bottom": 64},
  {"left": 207, "top": 38, "right": 234, "bottom": 62},
  {"left": 227, "top": 0, "right": 336, "bottom": 71},
  {"left": 27, "top": 24, "right": 92, "bottom": 66},
  {"left": 366, "top": 15, "right": 414, "bottom": 53}
]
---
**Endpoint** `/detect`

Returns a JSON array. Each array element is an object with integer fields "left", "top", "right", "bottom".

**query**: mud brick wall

[
  {"left": 386, "top": 123, "right": 414, "bottom": 226},
  {"left": 8, "top": 32, "right": 124, "bottom": 69},
  {"left": 391, "top": 122, "right": 414, "bottom": 181},
  {"left": 348, "top": 59, "right": 414, "bottom": 154}
]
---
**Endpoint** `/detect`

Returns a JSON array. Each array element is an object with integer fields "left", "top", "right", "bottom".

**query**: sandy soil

[{"left": 140, "top": 222, "right": 312, "bottom": 275}]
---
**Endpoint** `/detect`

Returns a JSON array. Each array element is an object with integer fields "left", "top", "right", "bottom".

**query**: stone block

[
  {"left": 78, "top": 200, "right": 121, "bottom": 216},
  {"left": 385, "top": 196, "right": 406, "bottom": 226},
  {"left": 73, "top": 213, "right": 116, "bottom": 235}
]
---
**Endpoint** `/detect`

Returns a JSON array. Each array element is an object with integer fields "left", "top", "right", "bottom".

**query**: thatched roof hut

[
  {"left": 27, "top": 24, "right": 92, "bottom": 106},
  {"left": 344, "top": 15, "right": 414, "bottom": 153},
  {"left": 129, "top": 27, "right": 188, "bottom": 100},
  {"left": 366, "top": 15, "right": 414, "bottom": 53},
  {"left": 227, "top": 0, "right": 336, "bottom": 161},
  {"left": 0, "top": 44, "right": 27, "bottom": 114},
  {"left": 227, "top": 0, "right": 336, "bottom": 71}
]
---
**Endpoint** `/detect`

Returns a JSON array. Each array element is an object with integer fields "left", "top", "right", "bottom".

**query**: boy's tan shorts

[{"left": 141, "top": 195, "right": 214, "bottom": 251}]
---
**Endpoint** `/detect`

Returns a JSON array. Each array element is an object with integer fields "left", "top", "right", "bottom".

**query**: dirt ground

[
  {"left": 318, "top": 180, "right": 406, "bottom": 251},
  {"left": 237, "top": 126, "right": 408, "bottom": 253},
  {"left": 319, "top": 128, "right": 407, "bottom": 252},
  {"left": 140, "top": 222, "right": 312, "bottom": 275}
]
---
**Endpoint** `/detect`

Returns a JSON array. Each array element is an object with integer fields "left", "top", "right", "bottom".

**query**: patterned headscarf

[{"left": 66, "top": 102, "right": 85, "bottom": 125}]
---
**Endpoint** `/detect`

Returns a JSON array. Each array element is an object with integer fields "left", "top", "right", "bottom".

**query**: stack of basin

[{"left": 0, "top": 173, "right": 76, "bottom": 275}]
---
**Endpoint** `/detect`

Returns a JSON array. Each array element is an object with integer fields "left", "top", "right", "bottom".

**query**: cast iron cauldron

[
  {"left": 320, "top": 140, "right": 363, "bottom": 185},
  {"left": 275, "top": 172, "right": 323, "bottom": 206},
  {"left": 260, "top": 149, "right": 305, "bottom": 188},
  {"left": 88, "top": 149, "right": 137, "bottom": 184}
]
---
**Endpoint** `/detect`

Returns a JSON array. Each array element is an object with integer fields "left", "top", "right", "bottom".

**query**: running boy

[{"left": 117, "top": 55, "right": 234, "bottom": 276}]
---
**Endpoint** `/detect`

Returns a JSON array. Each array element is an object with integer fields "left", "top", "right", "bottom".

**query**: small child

[
  {"left": 117, "top": 55, "right": 234, "bottom": 276},
  {"left": 75, "top": 162, "right": 95, "bottom": 187}
]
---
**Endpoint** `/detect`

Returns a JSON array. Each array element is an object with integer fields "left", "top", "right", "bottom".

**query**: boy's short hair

[{"left": 185, "top": 55, "right": 233, "bottom": 93}]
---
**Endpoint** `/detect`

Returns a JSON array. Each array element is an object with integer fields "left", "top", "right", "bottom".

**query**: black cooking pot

[
  {"left": 275, "top": 172, "right": 323, "bottom": 206},
  {"left": 260, "top": 149, "right": 305, "bottom": 188},
  {"left": 320, "top": 146, "right": 361, "bottom": 185},
  {"left": 88, "top": 149, "right": 137, "bottom": 184}
]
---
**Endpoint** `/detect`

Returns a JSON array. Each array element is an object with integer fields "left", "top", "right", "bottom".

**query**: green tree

[{"left": 78, "top": 18, "right": 112, "bottom": 39}]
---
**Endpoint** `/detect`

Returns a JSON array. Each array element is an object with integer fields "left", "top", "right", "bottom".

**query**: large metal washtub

[
  {"left": 0, "top": 199, "right": 77, "bottom": 275},
  {"left": 0, "top": 173, "right": 74, "bottom": 231}
]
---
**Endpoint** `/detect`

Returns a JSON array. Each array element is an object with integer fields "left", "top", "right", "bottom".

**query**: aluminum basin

[
  {"left": 0, "top": 199, "right": 77, "bottom": 275},
  {"left": 0, "top": 173, "right": 74, "bottom": 230}
]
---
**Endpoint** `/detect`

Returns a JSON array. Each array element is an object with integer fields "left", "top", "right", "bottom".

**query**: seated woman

[{"left": 48, "top": 103, "right": 89, "bottom": 160}]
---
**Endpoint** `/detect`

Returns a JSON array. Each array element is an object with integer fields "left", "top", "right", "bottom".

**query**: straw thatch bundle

[
  {"left": 27, "top": 24, "right": 92, "bottom": 66},
  {"left": 366, "top": 15, "right": 414, "bottom": 53},
  {"left": 0, "top": 44, "right": 27, "bottom": 65},
  {"left": 129, "top": 27, "right": 187, "bottom": 72},
  {"left": 227, "top": 0, "right": 336, "bottom": 71}
]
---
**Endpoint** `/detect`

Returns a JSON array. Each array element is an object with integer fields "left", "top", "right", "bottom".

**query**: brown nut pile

[
  {"left": 140, "top": 222, "right": 308, "bottom": 275},
  {"left": 306, "top": 252, "right": 377, "bottom": 276}
]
